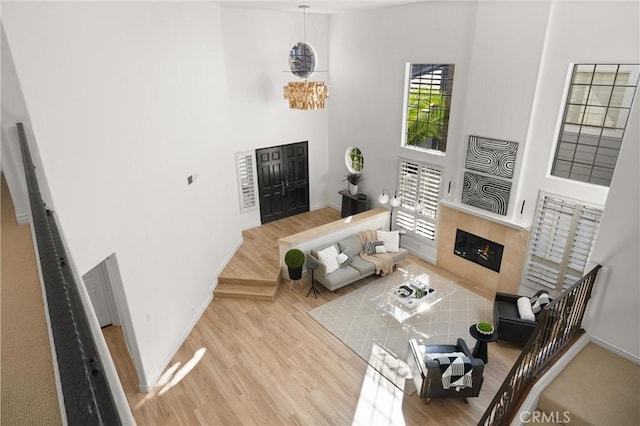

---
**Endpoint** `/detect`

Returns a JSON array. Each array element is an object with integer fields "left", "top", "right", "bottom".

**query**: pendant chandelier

[{"left": 283, "top": 5, "right": 329, "bottom": 110}]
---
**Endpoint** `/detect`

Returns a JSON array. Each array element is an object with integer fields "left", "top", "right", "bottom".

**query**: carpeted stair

[{"left": 537, "top": 342, "right": 640, "bottom": 425}]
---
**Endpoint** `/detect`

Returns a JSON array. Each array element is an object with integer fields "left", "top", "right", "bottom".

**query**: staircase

[
  {"left": 536, "top": 342, "right": 640, "bottom": 425},
  {"left": 214, "top": 207, "right": 342, "bottom": 300}
]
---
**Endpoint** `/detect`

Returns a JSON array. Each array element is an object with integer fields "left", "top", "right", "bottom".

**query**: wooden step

[{"left": 214, "top": 275, "right": 281, "bottom": 300}]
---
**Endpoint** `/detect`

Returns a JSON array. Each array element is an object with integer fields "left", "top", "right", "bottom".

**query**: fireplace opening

[{"left": 454, "top": 229, "right": 504, "bottom": 273}]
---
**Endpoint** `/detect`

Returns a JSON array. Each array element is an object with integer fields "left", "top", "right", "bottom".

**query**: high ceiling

[{"left": 214, "top": 0, "right": 423, "bottom": 14}]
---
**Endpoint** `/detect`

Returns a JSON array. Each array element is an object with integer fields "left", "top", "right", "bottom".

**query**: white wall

[
  {"left": 220, "top": 7, "right": 330, "bottom": 230},
  {"left": 1, "top": 24, "right": 32, "bottom": 223},
  {"left": 516, "top": 0, "right": 640, "bottom": 220},
  {"left": 510, "top": 0, "right": 639, "bottom": 359},
  {"left": 2, "top": 2, "right": 242, "bottom": 388},
  {"left": 328, "top": 1, "right": 551, "bottom": 258},
  {"left": 585, "top": 98, "right": 639, "bottom": 361},
  {"left": 328, "top": 1, "right": 478, "bottom": 260},
  {"left": 458, "top": 1, "right": 550, "bottom": 225}
]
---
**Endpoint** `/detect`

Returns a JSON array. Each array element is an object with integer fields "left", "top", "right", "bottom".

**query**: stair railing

[
  {"left": 17, "top": 123, "right": 123, "bottom": 425},
  {"left": 479, "top": 264, "right": 602, "bottom": 426}
]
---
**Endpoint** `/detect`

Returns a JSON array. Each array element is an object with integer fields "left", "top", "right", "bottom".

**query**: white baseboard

[
  {"left": 16, "top": 212, "right": 30, "bottom": 224},
  {"left": 140, "top": 290, "right": 213, "bottom": 392},
  {"left": 514, "top": 334, "right": 591, "bottom": 426},
  {"left": 590, "top": 335, "right": 640, "bottom": 364}
]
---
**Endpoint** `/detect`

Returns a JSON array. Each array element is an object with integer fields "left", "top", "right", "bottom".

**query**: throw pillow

[
  {"left": 424, "top": 351, "right": 466, "bottom": 361},
  {"left": 517, "top": 296, "right": 536, "bottom": 321},
  {"left": 317, "top": 245, "right": 340, "bottom": 274},
  {"left": 377, "top": 230, "right": 400, "bottom": 253},
  {"left": 364, "top": 240, "right": 384, "bottom": 255},
  {"left": 530, "top": 293, "right": 552, "bottom": 314},
  {"left": 374, "top": 245, "right": 387, "bottom": 254},
  {"left": 338, "top": 248, "right": 355, "bottom": 268}
]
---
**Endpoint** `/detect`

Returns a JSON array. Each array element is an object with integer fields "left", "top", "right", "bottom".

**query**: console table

[{"left": 339, "top": 190, "right": 368, "bottom": 218}]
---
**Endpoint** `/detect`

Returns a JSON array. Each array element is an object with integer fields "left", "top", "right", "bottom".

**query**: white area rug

[{"left": 308, "top": 264, "right": 493, "bottom": 392}]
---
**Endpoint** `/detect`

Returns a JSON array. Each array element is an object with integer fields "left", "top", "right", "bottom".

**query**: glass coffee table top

[{"left": 371, "top": 271, "right": 456, "bottom": 323}]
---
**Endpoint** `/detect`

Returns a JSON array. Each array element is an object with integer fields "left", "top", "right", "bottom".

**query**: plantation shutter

[
  {"left": 235, "top": 151, "right": 258, "bottom": 213},
  {"left": 524, "top": 193, "right": 602, "bottom": 291},
  {"left": 395, "top": 159, "right": 443, "bottom": 241}
]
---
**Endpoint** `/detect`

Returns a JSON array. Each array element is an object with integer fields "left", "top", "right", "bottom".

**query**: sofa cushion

[
  {"left": 337, "top": 235, "right": 364, "bottom": 255},
  {"left": 388, "top": 248, "right": 408, "bottom": 263},
  {"left": 320, "top": 266, "right": 360, "bottom": 288},
  {"left": 495, "top": 299, "right": 521, "bottom": 320},
  {"left": 349, "top": 256, "right": 376, "bottom": 275},
  {"left": 317, "top": 245, "right": 340, "bottom": 274},
  {"left": 377, "top": 230, "right": 400, "bottom": 253}
]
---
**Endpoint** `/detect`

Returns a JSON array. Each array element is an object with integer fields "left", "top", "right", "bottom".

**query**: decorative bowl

[{"left": 476, "top": 322, "right": 495, "bottom": 335}]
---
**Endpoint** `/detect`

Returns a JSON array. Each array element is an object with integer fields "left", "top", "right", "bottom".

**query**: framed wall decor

[
  {"left": 465, "top": 135, "right": 518, "bottom": 179},
  {"left": 461, "top": 172, "right": 511, "bottom": 216}
]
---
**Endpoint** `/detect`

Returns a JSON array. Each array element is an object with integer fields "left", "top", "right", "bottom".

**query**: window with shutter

[
  {"left": 524, "top": 192, "right": 602, "bottom": 292},
  {"left": 235, "top": 151, "right": 258, "bottom": 213},
  {"left": 395, "top": 159, "right": 443, "bottom": 241}
]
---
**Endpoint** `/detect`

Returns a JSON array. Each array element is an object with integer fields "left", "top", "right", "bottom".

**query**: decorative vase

[{"left": 349, "top": 183, "right": 358, "bottom": 195}]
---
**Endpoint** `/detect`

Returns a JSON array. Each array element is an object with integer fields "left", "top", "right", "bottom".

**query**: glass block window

[
  {"left": 402, "top": 64, "right": 455, "bottom": 153},
  {"left": 395, "top": 159, "right": 443, "bottom": 241},
  {"left": 551, "top": 64, "right": 639, "bottom": 186}
]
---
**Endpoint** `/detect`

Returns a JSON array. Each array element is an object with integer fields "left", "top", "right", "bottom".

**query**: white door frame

[{"left": 102, "top": 253, "right": 149, "bottom": 391}]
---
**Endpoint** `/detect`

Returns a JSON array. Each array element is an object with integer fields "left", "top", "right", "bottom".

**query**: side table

[
  {"left": 306, "top": 260, "right": 320, "bottom": 298},
  {"left": 469, "top": 324, "right": 499, "bottom": 364}
]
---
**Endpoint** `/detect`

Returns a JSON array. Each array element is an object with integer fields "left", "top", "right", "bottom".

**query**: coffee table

[{"left": 371, "top": 272, "right": 456, "bottom": 323}]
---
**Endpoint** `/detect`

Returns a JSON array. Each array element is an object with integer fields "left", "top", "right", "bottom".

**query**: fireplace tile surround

[{"left": 437, "top": 205, "right": 529, "bottom": 295}]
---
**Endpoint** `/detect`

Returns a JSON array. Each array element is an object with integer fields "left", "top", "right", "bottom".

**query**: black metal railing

[
  {"left": 17, "top": 123, "right": 122, "bottom": 425},
  {"left": 479, "top": 264, "right": 602, "bottom": 426}
]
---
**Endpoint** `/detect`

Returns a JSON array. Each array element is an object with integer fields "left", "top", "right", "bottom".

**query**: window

[
  {"left": 551, "top": 64, "right": 639, "bottom": 186},
  {"left": 524, "top": 192, "right": 602, "bottom": 293},
  {"left": 402, "top": 64, "right": 455, "bottom": 153},
  {"left": 235, "top": 151, "right": 258, "bottom": 213},
  {"left": 394, "top": 159, "right": 443, "bottom": 241}
]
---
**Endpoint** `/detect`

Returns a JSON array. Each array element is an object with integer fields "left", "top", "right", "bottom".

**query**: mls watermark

[{"left": 519, "top": 411, "right": 571, "bottom": 424}]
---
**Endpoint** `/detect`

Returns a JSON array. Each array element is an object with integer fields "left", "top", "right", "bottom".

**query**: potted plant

[
  {"left": 284, "top": 248, "right": 305, "bottom": 280},
  {"left": 344, "top": 172, "right": 363, "bottom": 195},
  {"left": 476, "top": 322, "right": 495, "bottom": 335}
]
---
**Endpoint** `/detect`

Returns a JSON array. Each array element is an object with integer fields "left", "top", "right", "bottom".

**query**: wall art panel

[
  {"left": 465, "top": 135, "right": 518, "bottom": 178},
  {"left": 462, "top": 172, "right": 511, "bottom": 216}
]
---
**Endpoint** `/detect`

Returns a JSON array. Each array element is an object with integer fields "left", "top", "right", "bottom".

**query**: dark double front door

[{"left": 256, "top": 141, "right": 309, "bottom": 224}]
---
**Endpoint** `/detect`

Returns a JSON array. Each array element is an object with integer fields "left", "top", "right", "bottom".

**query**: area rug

[{"left": 308, "top": 264, "right": 493, "bottom": 393}]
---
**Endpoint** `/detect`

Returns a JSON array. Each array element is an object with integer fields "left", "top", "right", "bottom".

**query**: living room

[{"left": 1, "top": 0, "right": 638, "bottom": 424}]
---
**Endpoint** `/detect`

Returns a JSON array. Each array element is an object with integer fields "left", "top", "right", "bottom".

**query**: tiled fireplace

[{"left": 437, "top": 204, "right": 529, "bottom": 295}]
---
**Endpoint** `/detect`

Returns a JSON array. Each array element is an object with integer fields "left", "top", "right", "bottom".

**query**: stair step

[{"left": 214, "top": 280, "right": 280, "bottom": 301}]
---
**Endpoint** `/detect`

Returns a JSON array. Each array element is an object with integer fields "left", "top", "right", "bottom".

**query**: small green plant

[
  {"left": 477, "top": 322, "right": 494, "bottom": 333},
  {"left": 344, "top": 172, "right": 363, "bottom": 185},
  {"left": 284, "top": 248, "right": 305, "bottom": 269}
]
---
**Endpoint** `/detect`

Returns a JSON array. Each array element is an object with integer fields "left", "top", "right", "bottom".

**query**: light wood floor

[{"left": 105, "top": 209, "right": 522, "bottom": 425}]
